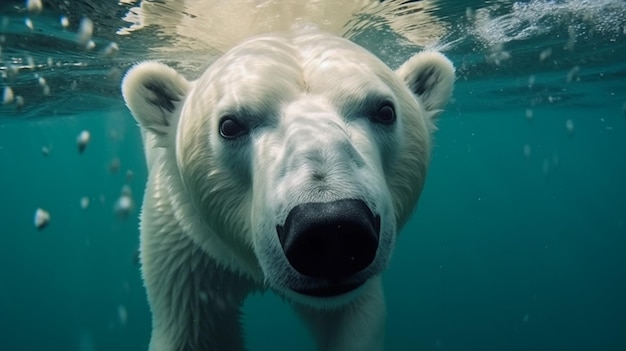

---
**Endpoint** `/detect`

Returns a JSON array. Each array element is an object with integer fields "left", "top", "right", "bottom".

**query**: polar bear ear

[
  {"left": 122, "top": 61, "right": 191, "bottom": 135},
  {"left": 396, "top": 51, "right": 455, "bottom": 115}
]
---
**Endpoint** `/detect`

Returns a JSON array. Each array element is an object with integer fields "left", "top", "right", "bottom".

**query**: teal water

[{"left": 1, "top": 1, "right": 626, "bottom": 350}]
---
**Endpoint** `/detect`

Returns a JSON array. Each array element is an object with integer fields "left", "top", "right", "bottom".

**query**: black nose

[{"left": 277, "top": 199, "right": 380, "bottom": 281}]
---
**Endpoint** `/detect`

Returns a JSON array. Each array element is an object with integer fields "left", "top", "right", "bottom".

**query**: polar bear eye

[
  {"left": 373, "top": 104, "right": 396, "bottom": 125},
  {"left": 219, "top": 116, "right": 247, "bottom": 139}
]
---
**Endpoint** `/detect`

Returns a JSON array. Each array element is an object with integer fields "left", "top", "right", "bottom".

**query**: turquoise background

[
  {"left": 2, "top": 94, "right": 625, "bottom": 350},
  {"left": 1, "top": 0, "right": 625, "bottom": 350}
]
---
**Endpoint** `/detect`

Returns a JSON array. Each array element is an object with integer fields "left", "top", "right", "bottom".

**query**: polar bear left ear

[
  {"left": 122, "top": 61, "right": 191, "bottom": 136},
  {"left": 396, "top": 51, "right": 455, "bottom": 115}
]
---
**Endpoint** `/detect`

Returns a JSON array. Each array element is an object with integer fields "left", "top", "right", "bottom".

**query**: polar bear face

[{"left": 122, "top": 32, "right": 454, "bottom": 305}]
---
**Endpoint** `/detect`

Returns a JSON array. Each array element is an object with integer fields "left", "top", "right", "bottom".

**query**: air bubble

[
  {"left": 114, "top": 185, "right": 134, "bottom": 219},
  {"left": 6, "top": 64, "right": 19, "bottom": 80},
  {"left": 25, "top": 56, "right": 35, "bottom": 70},
  {"left": 77, "top": 130, "right": 91, "bottom": 154},
  {"left": 523, "top": 144, "right": 531, "bottom": 158},
  {"left": 566, "top": 66, "right": 580, "bottom": 83},
  {"left": 76, "top": 17, "right": 94, "bottom": 45},
  {"left": 25, "top": 18, "right": 34, "bottom": 31},
  {"left": 80, "top": 197, "right": 90, "bottom": 209},
  {"left": 26, "top": 0, "right": 43, "bottom": 13},
  {"left": 34, "top": 208, "right": 50, "bottom": 230},
  {"left": 125, "top": 169, "right": 134, "bottom": 182},
  {"left": 118, "top": 305, "right": 128, "bottom": 326},
  {"left": 542, "top": 158, "right": 551, "bottom": 177},
  {"left": 15, "top": 95, "right": 24, "bottom": 109},
  {"left": 539, "top": 48, "right": 552, "bottom": 61},
  {"left": 525, "top": 108, "right": 534, "bottom": 121},
  {"left": 565, "top": 119, "right": 575, "bottom": 134},
  {"left": 60, "top": 16, "right": 69, "bottom": 28},
  {"left": 565, "top": 25, "right": 576, "bottom": 51},
  {"left": 101, "top": 42, "right": 119, "bottom": 58},
  {"left": 107, "top": 67, "right": 122, "bottom": 82},
  {"left": 548, "top": 96, "right": 561, "bottom": 103},
  {"left": 109, "top": 157, "right": 120, "bottom": 173},
  {"left": 528, "top": 75, "right": 535, "bottom": 89},
  {"left": 486, "top": 48, "right": 510, "bottom": 66},
  {"left": 2, "top": 87, "right": 14, "bottom": 104}
]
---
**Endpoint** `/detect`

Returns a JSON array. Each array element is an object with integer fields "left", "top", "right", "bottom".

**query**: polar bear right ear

[
  {"left": 122, "top": 61, "right": 191, "bottom": 135},
  {"left": 396, "top": 51, "right": 455, "bottom": 116}
]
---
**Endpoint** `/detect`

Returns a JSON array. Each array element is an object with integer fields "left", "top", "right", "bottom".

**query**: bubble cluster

[
  {"left": 471, "top": 0, "right": 626, "bottom": 49},
  {"left": 36, "top": 74, "right": 50, "bottom": 96}
]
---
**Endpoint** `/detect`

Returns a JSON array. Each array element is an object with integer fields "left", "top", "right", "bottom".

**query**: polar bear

[{"left": 122, "top": 11, "right": 454, "bottom": 351}]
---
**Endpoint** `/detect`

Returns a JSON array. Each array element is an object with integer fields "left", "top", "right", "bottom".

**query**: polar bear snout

[{"left": 276, "top": 199, "right": 380, "bottom": 296}]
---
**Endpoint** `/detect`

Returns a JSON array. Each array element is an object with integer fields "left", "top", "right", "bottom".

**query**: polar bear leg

[
  {"left": 140, "top": 197, "right": 255, "bottom": 351},
  {"left": 292, "top": 277, "right": 386, "bottom": 351}
]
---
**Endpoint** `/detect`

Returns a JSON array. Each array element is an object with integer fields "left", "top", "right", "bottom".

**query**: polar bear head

[{"left": 122, "top": 31, "right": 454, "bottom": 305}]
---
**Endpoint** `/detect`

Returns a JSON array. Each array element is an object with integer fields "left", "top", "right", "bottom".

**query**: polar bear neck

[{"left": 143, "top": 141, "right": 265, "bottom": 281}]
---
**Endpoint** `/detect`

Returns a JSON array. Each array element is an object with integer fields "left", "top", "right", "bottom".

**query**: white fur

[{"left": 123, "top": 24, "right": 454, "bottom": 351}]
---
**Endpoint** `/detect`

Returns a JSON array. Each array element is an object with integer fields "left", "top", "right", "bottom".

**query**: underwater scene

[{"left": 1, "top": 0, "right": 625, "bottom": 350}]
